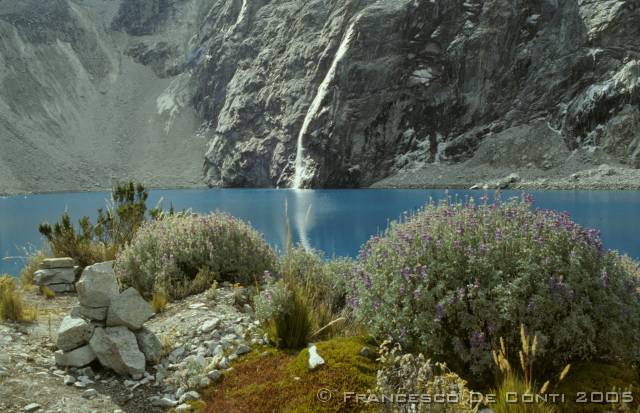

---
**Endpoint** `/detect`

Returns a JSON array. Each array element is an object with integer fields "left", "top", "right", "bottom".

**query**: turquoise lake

[{"left": 1, "top": 189, "right": 639, "bottom": 276}]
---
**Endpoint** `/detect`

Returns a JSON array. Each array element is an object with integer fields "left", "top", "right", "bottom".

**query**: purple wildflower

[
  {"left": 601, "top": 270, "right": 609, "bottom": 288},
  {"left": 470, "top": 331, "right": 486, "bottom": 349},
  {"left": 263, "top": 270, "right": 272, "bottom": 283},
  {"left": 435, "top": 303, "right": 445, "bottom": 321},
  {"left": 566, "top": 289, "right": 574, "bottom": 302}
]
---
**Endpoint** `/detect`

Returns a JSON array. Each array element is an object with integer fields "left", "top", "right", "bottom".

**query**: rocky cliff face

[{"left": 1, "top": 0, "right": 638, "bottom": 192}]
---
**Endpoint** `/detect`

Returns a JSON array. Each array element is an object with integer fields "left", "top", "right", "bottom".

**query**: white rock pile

[
  {"left": 55, "top": 261, "right": 161, "bottom": 379},
  {"left": 34, "top": 257, "right": 78, "bottom": 293}
]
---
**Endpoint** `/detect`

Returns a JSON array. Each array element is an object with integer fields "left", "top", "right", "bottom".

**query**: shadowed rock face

[
  {"left": 0, "top": 0, "right": 638, "bottom": 192},
  {"left": 198, "top": 0, "right": 640, "bottom": 188}
]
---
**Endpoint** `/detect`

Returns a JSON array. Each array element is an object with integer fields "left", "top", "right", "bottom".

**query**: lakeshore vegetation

[{"left": 5, "top": 182, "right": 640, "bottom": 412}]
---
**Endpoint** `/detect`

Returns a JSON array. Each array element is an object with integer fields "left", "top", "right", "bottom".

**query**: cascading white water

[
  {"left": 228, "top": 0, "right": 248, "bottom": 34},
  {"left": 292, "top": 16, "right": 361, "bottom": 189}
]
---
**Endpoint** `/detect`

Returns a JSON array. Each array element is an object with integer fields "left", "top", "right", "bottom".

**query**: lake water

[{"left": 1, "top": 189, "right": 639, "bottom": 276}]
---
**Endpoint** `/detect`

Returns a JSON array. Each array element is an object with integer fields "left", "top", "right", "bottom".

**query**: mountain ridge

[{"left": 0, "top": 0, "right": 638, "bottom": 193}]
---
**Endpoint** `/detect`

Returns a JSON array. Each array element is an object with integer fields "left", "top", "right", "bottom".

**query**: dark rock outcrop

[{"left": 0, "top": 0, "right": 638, "bottom": 191}]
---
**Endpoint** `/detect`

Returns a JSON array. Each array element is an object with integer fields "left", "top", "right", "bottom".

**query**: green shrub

[
  {"left": 38, "top": 182, "right": 161, "bottom": 268},
  {"left": 94, "top": 181, "right": 156, "bottom": 247},
  {"left": 115, "top": 213, "right": 277, "bottom": 299},
  {"left": 254, "top": 277, "right": 312, "bottom": 349},
  {"left": 352, "top": 195, "right": 640, "bottom": 384},
  {"left": 376, "top": 339, "right": 477, "bottom": 413},
  {"left": 279, "top": 248, "right": 354, "bottom": 338},
  {"left": 38, "top": 212, "right": 113, "bottom": 268}
]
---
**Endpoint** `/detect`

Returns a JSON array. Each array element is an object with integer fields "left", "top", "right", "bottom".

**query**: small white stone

[
  {"left": 23, "top": 404, "right": 41, "bottom": 412},
  {"left": 82, "top": 389, "right": 98, "bottom": 399},
  {"left": 308, "top": 345, "right": 325, "bottom": 370}
]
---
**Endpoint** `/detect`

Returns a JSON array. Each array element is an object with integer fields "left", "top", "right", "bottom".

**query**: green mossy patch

[
  {"left": 202, "top": 337, "right": 378, "bottom": 413},
  {"left": 554, "top": 362, "right": 640, "bottom": 413}
]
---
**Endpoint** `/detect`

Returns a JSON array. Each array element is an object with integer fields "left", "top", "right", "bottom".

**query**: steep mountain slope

[
  {"left": 0, "top": 0, "right": 638, "bottom": 192},
  {"left": 0, "top": 0, "right": 207, "bottom": 194}
]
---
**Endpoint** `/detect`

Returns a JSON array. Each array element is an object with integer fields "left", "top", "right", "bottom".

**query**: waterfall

[
  {"left": 228, "top": 0, "right": 248, "bottom": 34},
  {"left": 291, "top": 16, "right": 361, "bottom": 188}
]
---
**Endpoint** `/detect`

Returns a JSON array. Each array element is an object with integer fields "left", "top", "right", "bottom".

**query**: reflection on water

[
  {"left": 1, "top": 188, "right": 639, "bottom": 275},
  {"left": 291, "top": 189, "right": 313, "bottom": 251}
]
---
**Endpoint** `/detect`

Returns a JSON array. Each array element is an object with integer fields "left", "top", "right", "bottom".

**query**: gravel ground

[{"left": 0, "top": 284, "right": 260, "bottom": 413}]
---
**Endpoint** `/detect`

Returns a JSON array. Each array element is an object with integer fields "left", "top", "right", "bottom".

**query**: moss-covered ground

[
  {"left": 554, "top": 362, "right": 640, "bottom": 413},
  {"left": 202, "top": 336, "right": 379, "bottom": 413}
]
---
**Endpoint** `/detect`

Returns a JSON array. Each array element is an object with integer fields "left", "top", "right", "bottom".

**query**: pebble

[
  {"left": 200, "top": 318, "right": 220, "bottom": 333},
  {"left": 63, "top": 375, "right": 75, "bottom": 385},
  {"left": 82, "top": 389, "right": 98, "bottom": 399},
  {"left": 23, "top": 404, "right": 41, "bottom": 412},
  {"left": 360, "top": 346, "right": 374, "bottom": 359},
  {"left": 236, "top": 344, "right": 251, "bottom": 355},
  {"left": 207, "top": 369, "right": 222, "bottom": 381},
  {"left": 178, "top": 390, "right": 200, "bottom": 404},
  {"left": 188, "top": 303, "right": 207, "bottom": 310}
]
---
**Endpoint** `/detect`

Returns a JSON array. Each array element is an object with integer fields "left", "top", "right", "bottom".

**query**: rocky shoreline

[
  {"left": 372, "top": 164, "right": 640, "bottom": 191},
  {"left": 2, "top": 164, "right": 640, "bottom": 197}
]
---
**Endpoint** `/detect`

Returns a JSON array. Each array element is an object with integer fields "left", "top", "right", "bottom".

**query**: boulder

[
  {"left": 56, "top": 316, "right": 94, "bottom": 351},
  {"left": 41, "top": 257, "right": 75, "bottom": 269},
  {"left": 75, "top": 305, "right": 109, "bottom": 321},
  {"left": 76, "top": 261, "right": 119, "bottom": 307},
  {"left": 90, "top": 327, "right": 145, "bottom": 379},
  {"left": 34, "top": 268, "right": 76, "bottom": 285},
  {"left": 135, "top": 327, "right": 162, "bottom": 362},
  {"left": 107, "top": 288, "right": 153, "bottom": 330},
  {"left": 55, "top": 345, "right": 96, "bottom": 367}
]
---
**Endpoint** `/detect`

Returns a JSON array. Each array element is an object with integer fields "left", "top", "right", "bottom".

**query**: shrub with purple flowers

[
  {"left": 115, "top": 213, "right": 276, "bottom": 299},
  {"left": 352, "top": 195, "right": 640, "bottom": 384}
]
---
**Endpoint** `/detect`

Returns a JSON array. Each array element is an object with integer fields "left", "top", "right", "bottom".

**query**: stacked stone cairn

[
  {"left": 55, "top": 261, "right": 162, "bottom": 379},
  {"left": 34, "top": 257, "right": 78, "bottom": 293}
]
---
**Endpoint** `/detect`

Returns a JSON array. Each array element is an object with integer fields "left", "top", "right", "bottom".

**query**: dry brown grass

[
  {"left": 150, "top": 290, "right": 168, "bottom": 313},
  {"left": 0, "top": 275, "right": 38, "bottom": 323}
]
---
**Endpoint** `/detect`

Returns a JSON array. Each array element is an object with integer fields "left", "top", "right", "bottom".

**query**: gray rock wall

[{"left": 0, "top": 0, "right": 638, "bottom": 191}]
